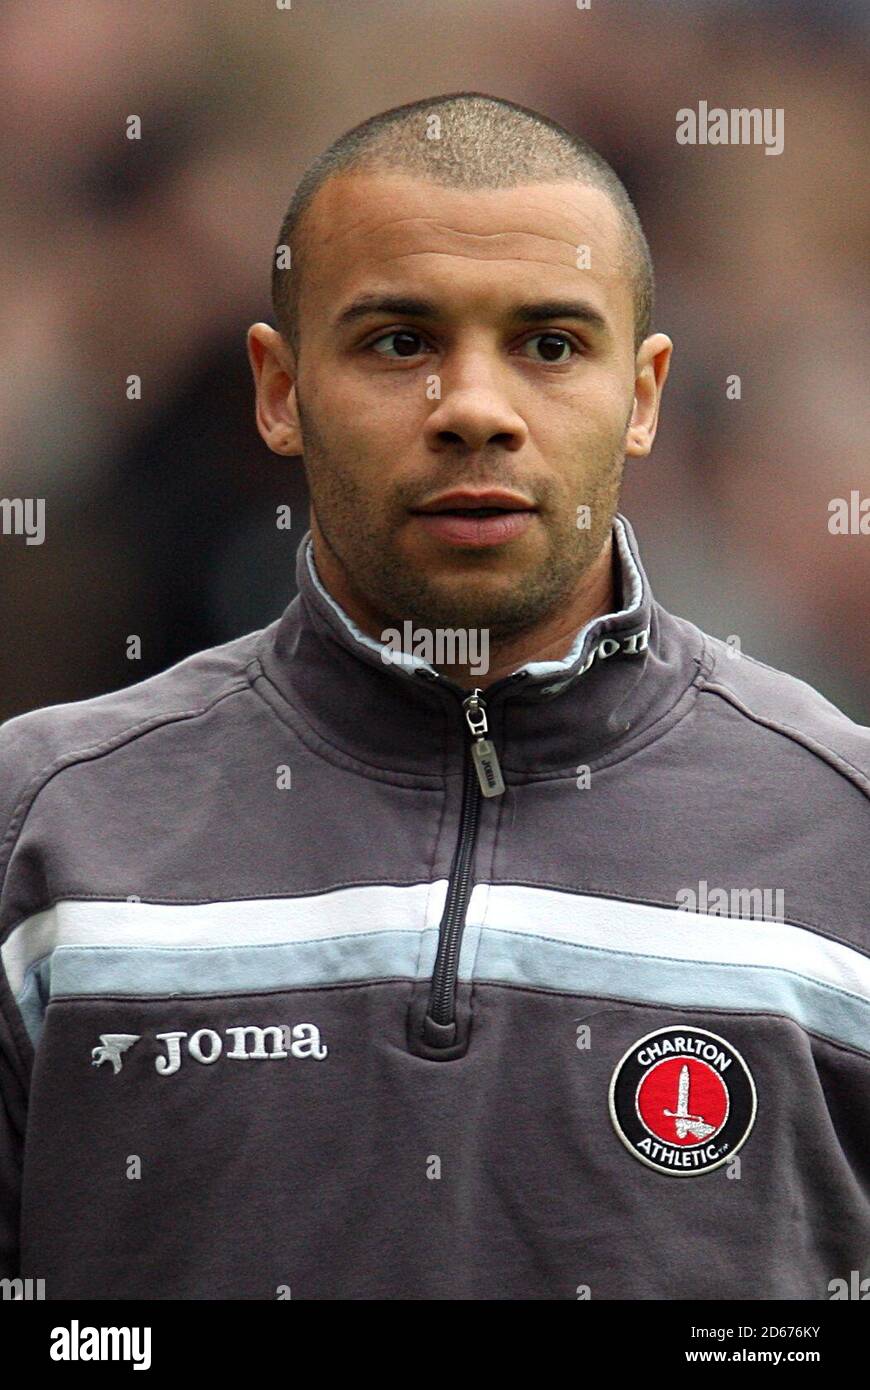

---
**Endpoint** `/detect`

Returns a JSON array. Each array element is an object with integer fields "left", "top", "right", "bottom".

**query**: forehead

[{"left": 298, "top": 170, "right": 633, "bottom": 327}]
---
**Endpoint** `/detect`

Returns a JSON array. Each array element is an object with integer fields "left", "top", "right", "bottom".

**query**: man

[{"left": 0, "top": 93, "right": 867, "bottom": 1301}]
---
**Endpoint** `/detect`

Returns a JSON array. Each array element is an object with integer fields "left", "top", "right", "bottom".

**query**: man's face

[{"left": 278, "top": 172, "right": 653, "bottom": 635}]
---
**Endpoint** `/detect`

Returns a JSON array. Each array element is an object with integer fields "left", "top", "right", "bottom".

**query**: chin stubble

[{"left": 299, "top": 397, "right": 624, "bottom": 639}]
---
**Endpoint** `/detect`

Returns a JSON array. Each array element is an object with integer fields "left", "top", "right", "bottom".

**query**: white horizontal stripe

[
  {"left": 465, "top": 884, "right": 870, "bottom": 1003},
  {"left": 1, "top": 882, "right": 450, "bottom": 997},
  {"left": 5, "top": 882, "right": 868, "bottom": 1019}
]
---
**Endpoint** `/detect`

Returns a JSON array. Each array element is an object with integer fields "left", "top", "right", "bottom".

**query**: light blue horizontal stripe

[
  {"left": 33, "top": 924, "right": 870, "bottom": 1059},
  {"left": 48, "top": 930, "right": 440, "bottom": 1002},
  {"left": 472, "top": 929, "right": 870, "bottom": 1056},
  {"left": 17, "top": 959, "right": 50, "bottom": 1047}
]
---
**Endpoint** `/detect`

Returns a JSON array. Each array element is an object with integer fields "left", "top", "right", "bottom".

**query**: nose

[{"left": 423, "top": 348, "right": 528, "bottom": 454}]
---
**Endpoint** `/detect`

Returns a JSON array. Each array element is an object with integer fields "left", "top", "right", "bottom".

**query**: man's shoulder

[
  {"left": 682, "top": 620, "right": 869, "bottom": 798},
  {"left": 0, "top": 625, "right": 270, "bottom": 848}
]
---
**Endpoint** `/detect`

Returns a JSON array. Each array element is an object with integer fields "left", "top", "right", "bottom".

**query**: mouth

[
  {"left": 411, "top": 489, "right": 536, "bottom": 515},
  {"left": 409, "top": 493, "right": 538, "bottom": 547}
]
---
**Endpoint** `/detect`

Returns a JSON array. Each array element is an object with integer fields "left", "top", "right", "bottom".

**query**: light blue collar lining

[{"left": 521, "top": 515, "right": 643, "bottom": 677}]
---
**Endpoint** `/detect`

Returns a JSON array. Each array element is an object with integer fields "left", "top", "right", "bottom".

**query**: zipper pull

[{"left": 462, "top": 689, "right": 505, "bottom": 798}]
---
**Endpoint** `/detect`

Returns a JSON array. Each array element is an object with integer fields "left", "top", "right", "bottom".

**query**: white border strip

[
  {"left": 1, "top": 882, "right": 449, "bottom": 997},
  {"left": 466, "top": 884, "right": 870, "bottom": 1003}
]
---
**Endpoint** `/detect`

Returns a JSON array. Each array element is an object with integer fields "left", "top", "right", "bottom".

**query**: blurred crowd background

[{"left": 1, "top": 0, "right": 868, "bottom": 723}]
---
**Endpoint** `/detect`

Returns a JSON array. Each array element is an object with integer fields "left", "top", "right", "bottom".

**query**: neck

[{"left": 310, "top": 523, "right": 617, "bottom": 690}]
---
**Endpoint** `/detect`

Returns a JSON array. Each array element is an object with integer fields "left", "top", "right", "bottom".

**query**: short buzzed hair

[{"left": 271, "top": 91, "right": 654, "bottom": 355}]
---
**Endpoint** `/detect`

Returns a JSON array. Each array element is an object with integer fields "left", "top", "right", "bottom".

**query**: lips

[
  {"left": 409, "top": 495, "right": 536, "bottom": 547},
  {"left": 411, "top": 489, "right": 536, "bottom": 515}
]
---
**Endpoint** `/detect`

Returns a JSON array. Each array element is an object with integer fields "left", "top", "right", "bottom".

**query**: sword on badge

[{"left": 663, "top": 1064, "right": 716, "bottom": 1140}]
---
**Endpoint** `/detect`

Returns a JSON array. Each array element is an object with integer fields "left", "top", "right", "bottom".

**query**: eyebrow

[{"left": 334, "top": 294, "right": 610, "bottom": 336}]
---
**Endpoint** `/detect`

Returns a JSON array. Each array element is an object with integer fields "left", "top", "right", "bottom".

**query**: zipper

[{"left": 425, "top": 687, "right": 506, "bottom": 1031}]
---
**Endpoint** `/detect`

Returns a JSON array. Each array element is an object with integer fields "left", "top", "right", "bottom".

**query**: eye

[
  {"left": 369, "top": 329, "right": 430, "bottom": 358},
  {"left": 519, "top": 332, "right": 578, "bottom": 364}
]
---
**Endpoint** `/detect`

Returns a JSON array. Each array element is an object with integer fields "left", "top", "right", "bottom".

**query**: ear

[
  {"left": 624, "top": 333, "right": 673, "bottom": 458},
  {"left": 246, "top": 323, "right": 302, "bottom": 455}
]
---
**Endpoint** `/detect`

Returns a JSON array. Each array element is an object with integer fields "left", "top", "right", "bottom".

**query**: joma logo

[{"left": 92, "top": 1024, "right": 327, "bottom": 1075}]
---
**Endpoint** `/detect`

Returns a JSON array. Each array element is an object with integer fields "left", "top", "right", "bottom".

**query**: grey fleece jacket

[{"left": 0, "top": 513, "right": 868, "bottom": 1300}]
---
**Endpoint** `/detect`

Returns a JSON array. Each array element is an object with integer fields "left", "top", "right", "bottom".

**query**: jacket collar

[{"left": 256, "top": 513, "right": 702, "bottom": 776}]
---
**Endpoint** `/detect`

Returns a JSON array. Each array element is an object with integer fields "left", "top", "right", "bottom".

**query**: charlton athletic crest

[{"left": 609, "top": 1026, "right": 756, "bottom": 1176}]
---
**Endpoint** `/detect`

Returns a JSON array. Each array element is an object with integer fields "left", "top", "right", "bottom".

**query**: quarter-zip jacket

[{"left": 0, "top": 514, "right": 868, "bottom": 1300}]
